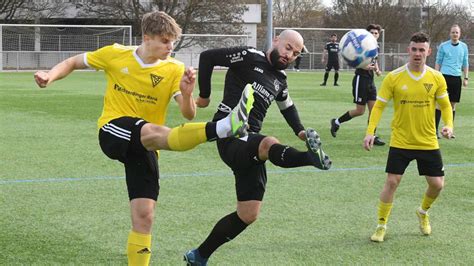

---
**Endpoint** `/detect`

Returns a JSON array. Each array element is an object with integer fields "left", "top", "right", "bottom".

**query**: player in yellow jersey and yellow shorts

[
  {"left": 34, "top": 11, "right": 253, "bottom": 266},
  {"left": 363, "top": 32, "right": 454, "bottom": 242}
]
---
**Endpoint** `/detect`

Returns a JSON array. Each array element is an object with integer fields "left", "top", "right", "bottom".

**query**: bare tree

[
  {"left": 325, "top": 0, "right": 418, "bottom": 42},
  {"left": 273, "top": 0, "right": 324, "bottom": 27},
  {"left": 1, "top": 0, "right": 68, "bottom": 22},
  {"left": 0, "top": 0, "right": 26, "bottom": 21},
  {"left": 324, "top": 0, "right": 471, "bottom": 43},
  {"left": 419, "top": 1, "right": 471, "bottom": 43},
  {"left": 77, "top": 0, "right": 249, "bottom": 50}
]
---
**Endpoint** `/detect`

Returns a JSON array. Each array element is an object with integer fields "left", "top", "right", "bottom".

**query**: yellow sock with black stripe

[
  {"left": 127, "top": 231, "right": 151, "bottom": 266},
  {"left": 421, "top": 194, "right": 436, "bottom": 212},
  {"left": 377, "top": 200, "right": 393, "bottom": 226},
  {"left": 167, "top": 123, "right": 207, "bottom": 151}
]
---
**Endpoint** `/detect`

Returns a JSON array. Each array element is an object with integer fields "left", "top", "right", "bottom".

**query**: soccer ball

[{"left": 339, "top": 29, "right": 378, "bottom": 68}]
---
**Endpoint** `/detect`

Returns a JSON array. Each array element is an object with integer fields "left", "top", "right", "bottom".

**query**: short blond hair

[{"left": 141, "top": 11, "right": 182, "bottom": 40}]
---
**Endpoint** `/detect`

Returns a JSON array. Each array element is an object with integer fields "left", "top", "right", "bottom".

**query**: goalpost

[
  {"left": 0, "top": 24, "right": 132, "bottom": 71},
  {"left": 273, "top": 27, "right": 385, "bottom": 71},
  {"left": 0, "top": 25, "right": 248, "bottom": 71}
]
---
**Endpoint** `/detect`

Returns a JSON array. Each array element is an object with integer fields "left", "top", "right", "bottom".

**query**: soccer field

[{"left": 1, "top": 70, "right": 473, "bottom": 265}]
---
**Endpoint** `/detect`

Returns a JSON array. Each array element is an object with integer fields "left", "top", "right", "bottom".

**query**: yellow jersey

[
  {"left": 85, "top": 43, "right": 185, "bottom": 129},
  {"left": 371, "top": 64, "right": 451, "bottom": 150}
]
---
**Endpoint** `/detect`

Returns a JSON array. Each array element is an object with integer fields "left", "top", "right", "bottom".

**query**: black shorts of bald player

[{"left": 183, "top": 30, "right": 332, "bottom": 265}]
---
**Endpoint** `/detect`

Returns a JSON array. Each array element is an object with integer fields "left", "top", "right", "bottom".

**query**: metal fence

[
  {"left": 289, "top": 41, "right": 474, "bottom": 72},
  {"left": 1, "top": 28, "right": 249, "bottom": 71}
]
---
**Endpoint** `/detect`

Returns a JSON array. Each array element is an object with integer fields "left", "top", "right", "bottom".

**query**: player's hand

[
  {"left": 34, "top": 71, "right": 50, "bottom": 88},
  {"left": 195, "top": 96, "right": 210, "bottom": 108},
  {"left": 297, "top": 130, "right": 306, "bottom": 141},
  {"left": 375, "top": 70, "right": 382, "bottom": 76},
  {"left": 463, "top": 79, "right": 468, "bottom": 87},
  {"left": 180, "top": 67, "right": 196, "bottom": 97},
  {"left": 441, "top": 126, "right": 453, "bottom": 139},
  {"left": 363, "top": 135, "right": 375, "bottom": 151},
  {"left": 365, "top": 64, "right": 376, "bottom": 71}
]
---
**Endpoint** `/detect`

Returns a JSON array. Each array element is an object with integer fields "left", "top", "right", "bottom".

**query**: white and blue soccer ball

[{"left": 339, "top": 29, "right": 378, "bottom": 68}]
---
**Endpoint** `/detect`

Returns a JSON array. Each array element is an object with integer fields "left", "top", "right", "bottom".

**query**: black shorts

[
  {"left": 99, "top": 117, "right": 160, "bottom": 201},
  {"left": 325, "top": 61, "right": 340, "bottom": 71},
  {"left": 217, "top": 133, "right": 267, "bottom": 201},
  {"left": 385, "top": 147, "right": 444, "bottom": 176},
  {"left": 443, "top": 74, "right": 462, "bottom": 103},
  {"left": 353, "top": 74, "right": 377, "bottom": 105}
]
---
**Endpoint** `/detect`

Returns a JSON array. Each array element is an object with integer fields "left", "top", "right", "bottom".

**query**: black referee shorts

[
  {"left": 385, "top": 147, "right": 444, "bottom": 177},
  {"left": 217, "top": 133, "right": 267, "bottom": 201},
  {"left": 99, "top": 116, "right": 160, "bottom": 201},
  {"left": 443, "top": 74, "right": 462, "bottom": 103}
]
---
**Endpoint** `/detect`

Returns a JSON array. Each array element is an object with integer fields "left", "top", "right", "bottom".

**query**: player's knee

[
  {"left": 140, "top": 123, "right": 171, "bottom": 151},
  {"left": 259, "top": 136, "right": 280, "bottom": 158},
  {"left": 138, "top": 211, "right": 154, "bottom": 225},
  {"left": 352, "top": 108, "right": 365, "bottom": 116},
  {"left": 239, "top": 211, "right": 259, "bottom": 224},
  {"left": 430, "top": 177, "right": 444, "bottom": 191},
  {"left": 385, "top": 176, "right": 401, "bottom": 190},
  {"left": 132, "top": 209, "right": 154, "bottom": 231}
]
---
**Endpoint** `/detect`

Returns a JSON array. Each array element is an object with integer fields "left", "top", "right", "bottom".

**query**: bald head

[
  {"left": 268, "top": 30, "right": 305, "bottom": 70},
  {"left": 279, "top": 30, "right": 304, "bottom": 47}
]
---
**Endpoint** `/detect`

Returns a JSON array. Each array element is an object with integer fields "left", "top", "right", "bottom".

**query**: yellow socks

[
  {"left": 167, "top": 122, "right": 207, "bottom": 151},
  {"left": 127, "top": 231, "right": 151, "bottom": 266},
  {"left": 377, "top": 200, "right": 393, "bottom": 226},
  {"left": 421, "top": 194, "right": 436, "bottom": 212}
]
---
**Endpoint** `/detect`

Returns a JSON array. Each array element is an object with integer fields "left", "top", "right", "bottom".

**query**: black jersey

[
  {"left": 324, "top": 42, "right": 340, "bottom": 62},
  {"left": 198, "top": 46, "right": 303, "bottom": 134},
  {"left": 355, "top": 44, "right": 380, "bottom": 77}
]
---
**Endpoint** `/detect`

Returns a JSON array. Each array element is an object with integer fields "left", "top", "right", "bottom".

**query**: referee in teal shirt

[{"left": 435, "top": 24, "right": 469, "bottom": 138}]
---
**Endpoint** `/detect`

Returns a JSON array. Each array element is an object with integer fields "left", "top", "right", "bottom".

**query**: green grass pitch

[{"left": 1, "top": 70, "right": 473, "bottom": 264}]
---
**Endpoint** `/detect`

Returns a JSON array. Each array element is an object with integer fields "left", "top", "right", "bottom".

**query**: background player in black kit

[
  {"left": 293, "top": 45, "right": 308, "bottom": 71},
  {"left": 330, "top": 24, "right": 386, "bottom": 146},
  {"left": 321, "top": 33, "right": 340, "bottom": 86},
  {"left": 183, "top": 30, "right": 332, "bottom": 265}
]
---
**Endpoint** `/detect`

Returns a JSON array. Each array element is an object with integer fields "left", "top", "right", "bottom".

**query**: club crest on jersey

[
  {"left": 274, "top": 79, "right": 280, "bottom": 91},
  {"left": 423, "top": 83, "right": 433, "bottom": 93},
  {"left": 151, "top": 74, "right": 164, "bottom": 87},
  {"left": 226, "top": 52, "right": 244, "bottom": 63}
]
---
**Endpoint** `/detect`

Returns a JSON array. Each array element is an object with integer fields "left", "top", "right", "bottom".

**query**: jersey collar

[
  {"left": 405, "top": 64, "right": 426, "bottom": 81},
  {"left": 133, "top": 47, "right": 163, "bottom": 68}
]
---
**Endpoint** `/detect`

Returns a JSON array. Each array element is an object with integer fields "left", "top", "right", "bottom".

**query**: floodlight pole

[{"left": 266, "top": 0, "right": 273, "bottom": 50}]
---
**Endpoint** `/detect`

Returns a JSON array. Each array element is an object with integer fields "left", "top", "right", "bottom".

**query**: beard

[{"left": 269, "top": 49, "right": 289, "bottom": 70}]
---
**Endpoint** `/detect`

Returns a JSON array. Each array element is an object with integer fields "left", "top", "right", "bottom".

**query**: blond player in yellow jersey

[
  {"left": 34, "top": 11, "right": 254, "bottom": 265},
  {"left": 363, "top": 32, "right": 453, "bottom": 242}
]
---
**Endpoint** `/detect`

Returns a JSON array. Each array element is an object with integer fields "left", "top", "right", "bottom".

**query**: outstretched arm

[
  {"left": 197, "top": 46, "right": 252, "bottom": 107},
  {"left": 34, "top": 54, "right": 87, "bottom": 88}
]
